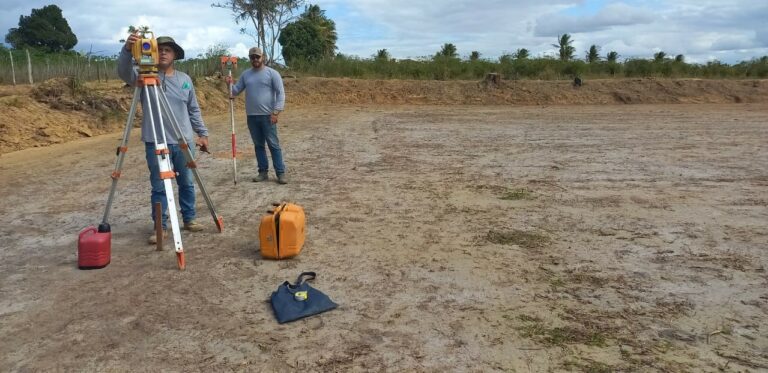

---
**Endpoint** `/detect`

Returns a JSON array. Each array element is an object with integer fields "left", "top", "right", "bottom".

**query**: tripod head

[{"left": 131, "top": 30, "right": 159, "bottom": 76}]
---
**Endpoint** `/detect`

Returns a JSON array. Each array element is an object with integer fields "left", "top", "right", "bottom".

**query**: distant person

[
  {"left": 226, "top": 47, "right": 287, "bottom": 184},
  {"left": 118, "top": 33, "right": 209, "bottom": 244}
]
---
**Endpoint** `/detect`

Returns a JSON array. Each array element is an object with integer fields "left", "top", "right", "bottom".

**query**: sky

[{"left": 1, "top": 0, "right": 766, "bottom": 64}]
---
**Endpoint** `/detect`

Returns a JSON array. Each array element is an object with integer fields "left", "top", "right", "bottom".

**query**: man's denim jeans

[
  {"left": 247, "top": 115, "right": 285, "bottom": 175},
  {"left": 145, "top": 142, "right": 195, "bottom": 229}
]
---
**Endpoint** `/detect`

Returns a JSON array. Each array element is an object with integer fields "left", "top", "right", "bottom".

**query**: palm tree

[
  {"left": 437, "top": 43, "right": 458, "bottom": 58},
  {"left": 553, "top": 34, "right": 575, "bottom": 61},
  {"left": 303, "top": 3, "right": 323, "bottom": 21},
  {"left": 513, "top": 48, "right": 529, "bottom": 60},
  {"left": 606, "top": 51, "right": 619, "bottom": 63},
  {"left": 375, "top": 48, "right": 390, "bottom": 61},
  {"left": 302, "top": 4, "right": 337, "bottom": 57},
  {"left": 654, "top": 51, "right": 667, "bottom": 62},
  {"left": 586, "top": 44, "right": 600, "bottom": 63}
]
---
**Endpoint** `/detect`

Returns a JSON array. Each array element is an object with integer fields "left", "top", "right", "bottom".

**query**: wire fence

[
  {"left": 0, "top": 49, "right": 249, "bottom": 85},
  {"left": 1, "top": 48, "right": 766, "bottom": 85}
]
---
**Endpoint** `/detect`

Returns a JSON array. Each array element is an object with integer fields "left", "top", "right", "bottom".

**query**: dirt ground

[
  {"left": 1, "top": 101, "right": 767, "bottom": 371},
  {"left": 2, "top": 77, "right": 767, "bottom": 154}
]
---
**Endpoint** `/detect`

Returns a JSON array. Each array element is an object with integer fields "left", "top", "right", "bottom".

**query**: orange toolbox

[{"left": 259, "top": 203, "right": 306, "bottom": 259}]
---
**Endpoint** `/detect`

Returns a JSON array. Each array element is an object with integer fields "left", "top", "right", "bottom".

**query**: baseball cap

[{"left": 249, "top": 47, "right": 263, "bottom": 57}]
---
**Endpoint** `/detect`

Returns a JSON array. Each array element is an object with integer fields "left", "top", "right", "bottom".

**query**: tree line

[{"left": 2, "top": 3, "right": 767, "bottom": 84}]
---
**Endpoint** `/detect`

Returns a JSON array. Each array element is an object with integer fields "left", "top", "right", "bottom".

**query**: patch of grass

[
  {"left": 517, "top": 321, "right": 548, "bottom": 340},
  {"left": 1, "top": 96, "right": 27, "bottom": 108},
  {"left": 587, "top": 331, "right": 608, "bottom": 347},
  {"left": 549, "top": 276, "right": 565, "bottom": 288},
  {"left": 517, "top": 318, "right": 608, "bottom": 347},
  {"left": 500, "top": 188, "right": 534, "bottom": 200},
  {"left": 654, "top": 299, "right": 694, "bottom": 317},
  {"left": 545, "top": 327, "right": 576, "bottom": 345},
  {"left": 517, "top": 314, "right": 542, "bottom": 323},
  {"left": 652, "top": 340, "right": 673, "bottom": 353},
  {"left": 564, "top": 360, "right": 614, "bottom": 373},
  {"left": 100, "top": 109, "right": 123, "bottom": 126},
  {"left": 68, "top": 75, "right": 88, "bottom": 96},
  {"left": 486, "top": 229, "right": 549, "bottom": 249},
  {"left": 567, "top": 271, "right": 610, "bottom": 287}
]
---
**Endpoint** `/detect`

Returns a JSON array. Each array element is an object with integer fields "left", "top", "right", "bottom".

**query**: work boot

[
  {"left": 277, "top": 173, "right": 288, "bottom": 184},
  {"left": 252, "top": 172, "right": 268, "bottom": 182},
  {"left": 148, "top": 230, "right": 167, "bottom": 245},
  {"left": 183, "top": 220, "right": 205, "bottom": 232}
]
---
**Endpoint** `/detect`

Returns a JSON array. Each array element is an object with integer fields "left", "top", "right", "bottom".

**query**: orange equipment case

[{"left": 259, "top": 203, "right": 306, "bottom": 259}]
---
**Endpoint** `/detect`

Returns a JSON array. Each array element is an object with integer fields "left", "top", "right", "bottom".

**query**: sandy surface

[
  {"left": 3, "top": 77, "right": 767, "bottom": 154},
  {"left": 1, "top": 104, "right": 767, "bottom": 371}
]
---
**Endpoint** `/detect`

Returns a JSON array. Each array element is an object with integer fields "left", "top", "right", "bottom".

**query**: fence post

[
  {"left": 9, "top": 50, "right": 16, "bottom": 86},
  {"left": 26, "top": 49, "right": 33, "bottom": 84},
  {"left": 103, "top": 60, "right": 108, "bottom": 82},
  {"left": 24, "top": 49, "right": 34, "bottom": 85}
]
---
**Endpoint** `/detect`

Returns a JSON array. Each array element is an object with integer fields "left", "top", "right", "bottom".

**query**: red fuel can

[{"left": 78, "top": 226, "right": 111, "bottom": 269}]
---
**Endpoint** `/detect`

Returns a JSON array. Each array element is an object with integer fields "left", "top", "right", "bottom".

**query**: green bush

[{"left": 1, "top": 48, "right": 765, "bottom": 84}]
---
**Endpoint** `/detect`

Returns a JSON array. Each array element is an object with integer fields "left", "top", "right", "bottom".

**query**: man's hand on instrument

[{"left": 123, "top": 33, "right": 139, "bottom": 52}]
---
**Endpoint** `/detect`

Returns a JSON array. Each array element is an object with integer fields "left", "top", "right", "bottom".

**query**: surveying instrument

[{"left": 81, "top": 30, "right": 224, "bottom": 271}]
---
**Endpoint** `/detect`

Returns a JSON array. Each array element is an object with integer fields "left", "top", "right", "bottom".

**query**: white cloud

[
  {"left": 711, "top": 34, "right": 755, "bottom": 52},
  {"left": 1, "top": 0, "right": 766, "bottom": 64},
  {"left": 533, "top": 3, "right": 655, "bottom": 36},
  {"left": 755, "top": 29, "right": 768, "bottom": 48}
]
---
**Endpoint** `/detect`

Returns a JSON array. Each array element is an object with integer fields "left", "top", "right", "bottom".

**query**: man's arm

[
  {"left": 117, "top": 49, "right": 138, "bottom": 85},
  {"left": 272, "top": 70, "right": 285, "bottom": 113},
  {"left": 231, "top": 72, "right": 246, "bottom": 97},
  {"left": 117, "top": 34, "right": 139, "bottom": 85},
  {"left": 187, "top": 81, "right": 209, "bottom": 138}
]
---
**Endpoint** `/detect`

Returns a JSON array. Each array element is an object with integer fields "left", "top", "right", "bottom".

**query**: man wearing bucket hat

[
  {"left": 226, "top": 46, "right": 287, "bottom": 184},
  {"left": 118, "top": 33, "right": 210, "bottom": 244}
]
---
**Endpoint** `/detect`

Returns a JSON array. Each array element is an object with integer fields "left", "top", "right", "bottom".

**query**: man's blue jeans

[
  {"left": 145, "top": 142, "right": 196, "bottom": 229},
  {"left": 247, "top": 115, "right": 285, "bottom": 175}
]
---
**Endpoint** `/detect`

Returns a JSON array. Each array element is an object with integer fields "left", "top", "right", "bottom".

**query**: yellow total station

[{"left": 131, "top": 31, "right": 159, "bottom": 75}]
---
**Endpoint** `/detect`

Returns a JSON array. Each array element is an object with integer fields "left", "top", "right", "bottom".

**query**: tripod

[{"left": 99, "top": 73, "right": 224, "bottom": 270}]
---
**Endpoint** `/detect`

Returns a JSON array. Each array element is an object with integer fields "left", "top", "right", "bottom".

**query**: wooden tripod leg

[{"left": 154, "top": 202, "right": 163, "bottom": 251}]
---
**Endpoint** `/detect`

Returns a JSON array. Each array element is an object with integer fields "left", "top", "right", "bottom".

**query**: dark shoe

[
  {"left": 183, "top": 220, "right": 205, "bottom": 232},
  {"left": 277, "top": 174, "right": 287, "bottom": 184},
  {"left": 252, "top": 172, "right": 268, "bottom": 182}
]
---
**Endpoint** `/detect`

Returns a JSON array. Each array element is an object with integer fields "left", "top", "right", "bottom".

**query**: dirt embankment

[{"left": 1, "top": 77, "right": 766, "bottom": 154}]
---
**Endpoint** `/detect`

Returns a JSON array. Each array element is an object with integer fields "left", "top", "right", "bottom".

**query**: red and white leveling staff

[{"left": 221, "top": 55, "right": 239, "bottom": 185}]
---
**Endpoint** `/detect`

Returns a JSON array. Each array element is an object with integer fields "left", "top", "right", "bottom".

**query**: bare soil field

[
  {"left": 2, "top": 77, "right": 767, "bottom": 154},
  {"left": 1, "top": 101, "right": 767, "bottom": 371}
]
